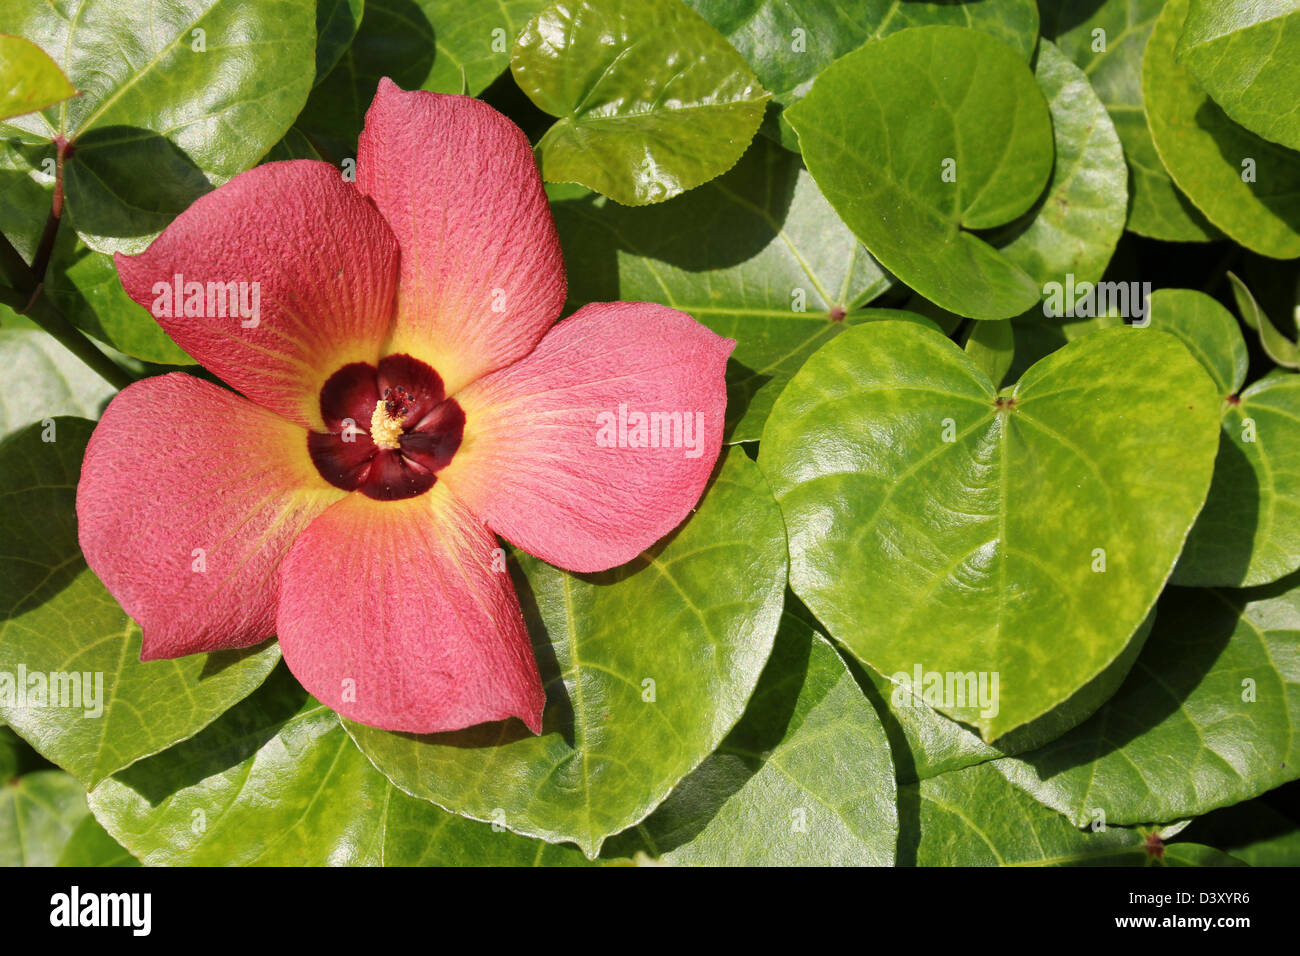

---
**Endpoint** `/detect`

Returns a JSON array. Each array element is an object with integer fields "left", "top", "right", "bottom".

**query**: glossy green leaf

[
  {"left": 1040, "top": 0, "right": 1220, "bottom": 241},
  {"left": 552, "top": 136, "right": 897, "bottom": 442},
  {"left": 54, "top": 814, "right": 139, "bottom": 866},
  {"left": 964, "top": 319, "right": 1015, "bottom": 390},
  {"left": 607, "top": 616, "right": 897, "bottom": 865},
  {"left": 91, "top": 666, "right": 599, "bottom": 866},
  {"left": 298, "top": 0, "right": 548, "bottom": 161},
  {"left": 0, "top": 33, "right": 75, "bottom": 121},
  {"left": 759, "top": 322, "right": 1221, "bottom": 739},
  {"left": 0, "top": 0, "right": 315, "bottom": 254},
  {"left": 864, "top": 612, "right": 1154, "bottom": 784},
  {"left": 995, "top": 41, "right": 1127, "bottom": 288},
  {"left": 0, "top": 769, "right": 88, "bottom": 866},
  {"left": 1177, "top": 0, "right": 1300, "bottom": 152},
  {"left": 0, "top": 329, "right": 114, "bottom": 437},
  {"left": 1231, "top": 271, "right": 1300, "bottom": 369},
  {"left": 1143, "top": 0, "right": 1300, "bottom": 258},
  {"left": 512, "top": 0, "right": 769, "bottom": 205},
  {"left": 688, "top": 0, "right": 1038, "bottom": 152},
  {"left": 1148, "top": 289, "right": 1300, "bottom": 587},
  {"left": 0, "top": 417, "right": 280, "bottom": 787},
  {"left": 904, "top": 760, "right": 1148, "bottom": 866},
  {"left": 996, "top": 577, "right": 1300, "bottom": 826},
  {"left": 348, "top": 448, "right": 788, "bottom": 857},
  {"left": 786, "top": 26, "right": 1054, "bottom": 320}
]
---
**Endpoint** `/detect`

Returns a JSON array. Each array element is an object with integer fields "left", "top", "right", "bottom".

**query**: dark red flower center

[{"left": 308, "top": 353, "right": 464, "bottom": 501}]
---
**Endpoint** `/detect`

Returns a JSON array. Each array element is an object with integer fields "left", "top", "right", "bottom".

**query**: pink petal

[
  {"left": 114, "top": 161, "right": 399, "bottom": 429},
  {"left": 440, "top": 302, "right": 735, "bottom": 573},
  {"left": 76, "top": 374, "right": 345, "bottom": 659},
  {"left": 356, "top": 78, "right": 566, "bottom": 395},
  {"left": 276, "top": 487, "right": 545, "bottom": 734}
]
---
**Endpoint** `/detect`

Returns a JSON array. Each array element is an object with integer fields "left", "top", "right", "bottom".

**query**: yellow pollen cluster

[{"left": 369, "top": 400, "right": 405, "bottom": 450}]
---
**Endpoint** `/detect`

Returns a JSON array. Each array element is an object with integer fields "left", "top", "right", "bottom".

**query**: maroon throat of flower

[{"left": 308, "top": 353, "right": 464, "bottom": 501}]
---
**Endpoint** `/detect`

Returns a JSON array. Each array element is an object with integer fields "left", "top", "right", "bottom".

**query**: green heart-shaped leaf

[
  {"left": 553, "top": 136, "right": 898, "bottom": 442},
  {"left": 348, "top": 448, "right": 788, "bottom": 857},
  {"left": 0, "top": 33, "right": 76, "bottom": 121},
  {"left": 760, "top": 321, "right": 1221, "bottom": 739},
  {"left": 994, "top": 41, "right": 1127, "bottom": 289},
  {"left": 0, "top": 417, "right": 280, "bottom": 787},
  {"left": 1143, "top": 0, "right": 1300, "bottom": 258},
  {"left": 0, "top": 769, "right": 87, "bottom": 866},
  {"left": 1147, "top": 289, "right": 1300, "bottom": 587},
  {"left": 786, "top": 26, "right": 1054, "bottom": 320},
  {"left": 688, "top": 0, "right": 1038, "bottom": 152},
  {"left": 89, "top": 665, "right": 598, "bottom": 865},
  {"left": 1177, "top": 0, "right": 1300, "bottom": 152},
  {"left": 606, "top": 615, "right": 897, "bottom": 865},
  {"left": 0, "top": 0, "right": 315, "bottom": 254},
  {"left": 512, "top": 0, "right": 769, "bottom": 205},
  {"left": 996, "top": 576, "right": 1300, "bottom": 826},
  {"left": 1039, "top": 0, "right": 1220, "bottom": 242}
]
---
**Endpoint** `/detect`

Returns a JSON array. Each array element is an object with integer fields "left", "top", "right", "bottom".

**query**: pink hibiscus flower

[{"left": 75, "top": 79, "right": 734, "bottom": 734}]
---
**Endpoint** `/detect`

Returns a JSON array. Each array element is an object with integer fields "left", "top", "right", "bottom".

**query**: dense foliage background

[{"left": 2, "top": 0, "right": 1299, "bottom": 866}]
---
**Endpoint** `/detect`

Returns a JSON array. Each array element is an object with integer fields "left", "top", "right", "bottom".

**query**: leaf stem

[
  {"left": 0, "top": 229, "right": 136, "bottom": 391},
  {"left": 29, "top": 135, "right": 71, "bottom": 282}
]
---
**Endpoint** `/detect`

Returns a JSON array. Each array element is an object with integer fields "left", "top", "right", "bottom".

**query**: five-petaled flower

[{"left": 76, "top": 79, "right": 734, "bottom": 734}]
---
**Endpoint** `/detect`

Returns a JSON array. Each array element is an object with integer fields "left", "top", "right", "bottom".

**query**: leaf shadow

[
  {"left": 66, "top": 125, "right": 213, "bottom": 246},
  {"left": 112, "top": 663, "right": 308, "bottom": 805},
  {"left": 1194, "top": 99, "right": 1300, "bottom": 239},
  {"left": 0, "top": 417, "right": 95, "bottom": 619}
]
